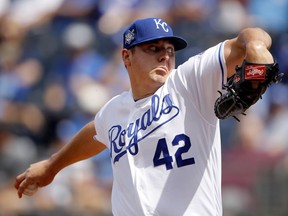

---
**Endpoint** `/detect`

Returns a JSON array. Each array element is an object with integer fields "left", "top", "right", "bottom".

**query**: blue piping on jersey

[{"left": 218, "top": 42, "right": 225, "bottom": 89}]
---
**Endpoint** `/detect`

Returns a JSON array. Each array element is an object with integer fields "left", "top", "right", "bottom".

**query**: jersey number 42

[{"left": 153, "top": 133, "right": 195, "bottom": 170}]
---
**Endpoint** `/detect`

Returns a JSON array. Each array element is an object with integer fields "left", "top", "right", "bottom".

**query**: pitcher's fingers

[
  {"left": 15, "top": 173, "right": 25, "bottom": 190},
  {"left": 17, "top": 178, "right": 30, "bottom": 198}
]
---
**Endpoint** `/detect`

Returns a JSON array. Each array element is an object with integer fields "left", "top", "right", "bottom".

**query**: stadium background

[{"left": 0, "top": 0, "right": 288, "bottom": 215}]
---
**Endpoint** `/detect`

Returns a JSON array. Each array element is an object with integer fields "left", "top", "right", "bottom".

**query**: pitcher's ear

[{"left": 122, "top": 49, "right": 131, "bottom": 67}]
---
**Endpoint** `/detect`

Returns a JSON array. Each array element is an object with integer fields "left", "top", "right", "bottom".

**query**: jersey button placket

[
  {"left": 145, "top": 210, "right": 158, "bottom": 216},
  {"left": 137, "top": 183, "right": 143, "bottom": 192},
  {"left": 135, "top": 172, "right": 150, "bottom": 215},
  {"left": 136, "top": 175, "right": 157, "bottom": 216}
]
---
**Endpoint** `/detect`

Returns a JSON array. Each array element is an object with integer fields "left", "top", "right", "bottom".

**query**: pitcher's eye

[
  {"left": 149, "top": 46, "right": 158, "bottom": 52},
  {"left": 167, "top": 47, "right": 174, "bottom": 55}
]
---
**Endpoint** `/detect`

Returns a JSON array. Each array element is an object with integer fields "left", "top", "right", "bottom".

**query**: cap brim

[
  {"left": 128, "top": 36, "right": 187, "bottom": 51},
  {"left": 169, "top": 36, "right": 187, "bottom": 51}
]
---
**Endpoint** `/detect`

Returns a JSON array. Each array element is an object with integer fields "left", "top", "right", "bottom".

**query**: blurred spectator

[
  {"left": 212, "top": 0, "right": 250, "bottom": 34},
  {"left": 247, "top": 0, "right": 288, "bottom": 33},
  {"left": 0, "top": 124, "right": 38, "bottom": 183},
  {"left": 260, "top": 84, "right": 288, "bottom": 154},
  {"left": 0, "top": 0, "right": 63, "bottom": 45},
  {"left": 0, "top": 0, "right": 287, "bottom": 215},
  {"left": 273, "top": 33, "right": 288, "bottom": 84},
  {"left": 222, "top": 114, "right": 284, "bottom": 216}
]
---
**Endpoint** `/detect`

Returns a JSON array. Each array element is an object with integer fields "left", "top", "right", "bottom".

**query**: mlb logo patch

[
  {"left": 125, "top": 29, "right": 135, "bottom": 45},
  {"left": 244, "top": 65, "right": 266, "bottom": 80}
]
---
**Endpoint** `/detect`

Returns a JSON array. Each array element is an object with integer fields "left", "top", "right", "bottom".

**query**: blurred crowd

[{"left": 0, "top": 0, "right": 287, "bottom": 216}]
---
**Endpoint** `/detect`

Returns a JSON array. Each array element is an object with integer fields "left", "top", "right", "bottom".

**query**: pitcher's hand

[{"left": 15, "top": 160, "right": 56, "bottom": 198}]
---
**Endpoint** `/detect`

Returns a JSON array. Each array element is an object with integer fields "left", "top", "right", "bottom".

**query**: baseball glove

[{"left": 214, "top": 60, "right": 283, "bottom": 121}]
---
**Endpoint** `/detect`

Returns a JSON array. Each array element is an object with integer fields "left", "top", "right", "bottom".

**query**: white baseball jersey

[{"left": 94, "top": 42, "right": 227, "bottom": 216}]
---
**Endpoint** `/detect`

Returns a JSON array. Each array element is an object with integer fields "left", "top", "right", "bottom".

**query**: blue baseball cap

[{"left": 123, "top": 18, "right": 187, "bottom": 51}]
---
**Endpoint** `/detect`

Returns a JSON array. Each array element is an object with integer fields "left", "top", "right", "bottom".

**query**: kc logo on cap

[
  {"left": 123, "top": 18, "right": 187, "bottom": 51},
  {"left": 154, "top": 19, "right": 169, "bottom": 32}
]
